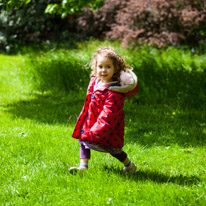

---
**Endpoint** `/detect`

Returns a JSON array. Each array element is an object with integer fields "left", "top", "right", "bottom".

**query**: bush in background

[
  {"left": 0, "top": 0, "right": 77, "bottom": 52},
  {"left": 77, "top": 0, "right": 121, "bottom": 37},
  {"left": 1, "top": 0, "right": 206, "bottom": 51},
  {"left": 78, "top": 0, "right": 206, "bottom": 47}
]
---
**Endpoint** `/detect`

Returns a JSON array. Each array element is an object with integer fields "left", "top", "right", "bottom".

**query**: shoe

[
  {"left": 69, "top": 166, "right": 88, "bottom": 174},
  {"left": 123, "top": 162, "right": 136, "bottom": 174}
]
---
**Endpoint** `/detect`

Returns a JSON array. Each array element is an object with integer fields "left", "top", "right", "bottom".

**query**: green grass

[
  {"left": 0, "top": 41, "right": 206, "bottom": 206},
  {"left": 22, "top": 40, "right": 206, "bottom": 108}
]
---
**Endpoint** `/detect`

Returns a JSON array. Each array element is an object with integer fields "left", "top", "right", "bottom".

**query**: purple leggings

[{"left": 80, "top": 143, "right": 127, "bottom": 162}]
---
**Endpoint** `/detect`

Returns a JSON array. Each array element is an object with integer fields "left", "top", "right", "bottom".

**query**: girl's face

[{"left": 96, "top": 55, "right": 115, "bottom": 83}]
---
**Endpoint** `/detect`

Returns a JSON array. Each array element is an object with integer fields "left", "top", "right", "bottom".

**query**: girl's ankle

[
  {"left": 124, "top": 160, "right": 131, "bottom": 168},
  {"left": 80, "top": 163, "right": 88, "bottom": 169}
]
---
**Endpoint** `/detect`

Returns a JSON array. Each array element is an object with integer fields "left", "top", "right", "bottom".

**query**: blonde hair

[{"left": 90, "top": 47, "right": 133, "bottom": 82}]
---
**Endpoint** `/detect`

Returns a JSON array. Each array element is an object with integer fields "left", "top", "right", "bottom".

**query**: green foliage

[
  {"left": 45, "top": 0, "right": 105, "bottom": 18},
  {"left": 0, "top": 0, "right": 75, "bottom": 53},
  {"left": 0, "top": 0, "right": 31, "bottom": 10},
  {"left": 0, "top": 0, "right": 104, "bottom": 52},
  {"left": 0, "top": 0, "right": 105, "bottom": 17}
]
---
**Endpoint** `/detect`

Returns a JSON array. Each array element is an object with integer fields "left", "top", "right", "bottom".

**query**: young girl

[{"left": 70, "top": 47, "right": 138, "bottom": 174}]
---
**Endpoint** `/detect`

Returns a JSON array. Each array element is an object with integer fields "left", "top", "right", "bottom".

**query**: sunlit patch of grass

[{"left": 0, "top": 42, "right": 206, "bottom": 205}]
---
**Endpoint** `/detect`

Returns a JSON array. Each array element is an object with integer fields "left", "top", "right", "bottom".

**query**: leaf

[
  {"left": 61, "top": 12, "right": 67, "bottom": 18},
  {"left": 45, "top": 4, "right": 59, "bottom": 14}
]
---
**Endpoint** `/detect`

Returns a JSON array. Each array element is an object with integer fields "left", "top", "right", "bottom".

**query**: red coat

[{"left": 72, "top": 77, "right": 138, "bottom": 148}]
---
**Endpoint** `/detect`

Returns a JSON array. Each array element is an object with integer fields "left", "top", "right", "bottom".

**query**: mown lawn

[{"left": 0, "top": 43, "right": 205, "bottom": 206}]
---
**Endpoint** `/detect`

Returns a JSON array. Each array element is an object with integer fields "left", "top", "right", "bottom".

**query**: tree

[
  {"left": 0, "top": 0, "right": 31, "bottom": 10},
  {"left": 45, "top": 0, "right": 105, "bottom": 18},
  {"left": 0, "top": 0, "right": 105, "bottom": 18}
]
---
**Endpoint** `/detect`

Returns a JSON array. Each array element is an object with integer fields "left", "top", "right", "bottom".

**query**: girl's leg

[
  {"left": 70, "top": 144, "right": 90, "bottom": 173},
  {"left": 79, "top": 144, "right": 90, "bottom": 169},
  {"left": 110, "top": 151, "right": 127, "bottom": 162},
  {"left": 110, "top": 151, "right": 136, "bottom": 174}
]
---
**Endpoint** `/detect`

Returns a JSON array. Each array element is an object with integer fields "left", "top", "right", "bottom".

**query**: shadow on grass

[
  {"left": 4, "top": 92, "right": 206, "bottom": 147},
  {"left": 103, "top": 166, "right": 201, "bottom": 186},
  {"left": 124, "top": 103, "right": 206, "bottom": 147},
  {"left": 5, "top": 93, "right": 85, "bottom": 125}
]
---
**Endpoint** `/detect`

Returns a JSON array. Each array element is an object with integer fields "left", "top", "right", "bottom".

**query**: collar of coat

[{"left": 108, "top": 70, "right": 138, "bottom": 93}]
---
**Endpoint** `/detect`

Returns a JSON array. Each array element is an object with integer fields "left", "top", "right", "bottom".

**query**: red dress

[{"left": 72, "top": 77, "right": 138, "bottom": 149}]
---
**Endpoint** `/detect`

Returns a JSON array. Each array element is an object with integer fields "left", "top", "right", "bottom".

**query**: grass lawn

[{"left": 0, "top": 44, "right": 205, "bottom": 206}]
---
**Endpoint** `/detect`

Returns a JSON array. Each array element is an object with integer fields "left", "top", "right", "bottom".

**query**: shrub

[
  {"left": 77, "top": 0, "right": 206, "bottom": 47},
  {"left": 0, "top": 0, "right": 77, "bottom": 52},
  {"left": 106, "top": 0, "right": 206, "bottom": 47},
  {"left": 77, "top": 0, "right": 122, "bottom": 37}
]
